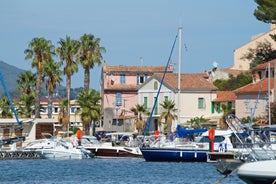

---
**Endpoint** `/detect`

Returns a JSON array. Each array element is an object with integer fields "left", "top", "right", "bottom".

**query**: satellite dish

[{"left": 212, "top": 62, "right": 218, "bottom": 68}]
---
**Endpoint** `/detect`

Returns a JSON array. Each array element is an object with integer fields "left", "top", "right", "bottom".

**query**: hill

[
  {"left": 0, "top": 60, "right": 81, "bottom": 98},
  {"left": 0, "top": 60, "right": 26, "bottom": 97}
]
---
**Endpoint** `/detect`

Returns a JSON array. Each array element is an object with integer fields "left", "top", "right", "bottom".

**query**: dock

[
  {"left": 0, "top": 150, "right": 43, "bottom": 160},
  {"left": 207, "top": 151, "right": 236, "bottom": 162}
]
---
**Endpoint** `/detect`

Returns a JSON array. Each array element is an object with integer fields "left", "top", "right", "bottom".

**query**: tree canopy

[
  {"left": 213, "top": 72, "right": 252, "bottom": 91},
  {"left": 254, "top": 0, "right": 276, "bottom": 24}
]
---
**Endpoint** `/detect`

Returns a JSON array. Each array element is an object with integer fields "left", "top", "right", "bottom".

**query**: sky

[{"left": 0, "top": 0, "right": 270, "bottom": 90}]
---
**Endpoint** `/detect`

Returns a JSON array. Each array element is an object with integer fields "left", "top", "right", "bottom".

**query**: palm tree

[
  {"left": 78, "top": 34, "right": 105, "bottom": 90},
  {"left": 56, "top": 36, "right": 79, "bottom": 118},
  {"left": 0, "top": 96, "right": 13, "bottom": 118},
  {"left": 24, "top": 37, "right": 55, "bottom": 118},
  {"left": 16, "top": 71, "right": 36, "bottom": 118},
  {"left": 77, "top": 89, "right": 101, "bottom": 135},
  {"left": 58, "top": 99, "right": 70, "bottom": 131},
  {"left": 219, "top": 103, "right": 235, "bottom": 129},
  {"left": 43, "top": 60, "right": 63, "bottom": 118},
  {"left": 187, "top": 116, "right": 210, "bottom": 129},
  {"left": 159, "top": 99, "right": 178, "bottom": 133},
  {"left": 131, "top": 104, "right": 150, "bottom": 135}
]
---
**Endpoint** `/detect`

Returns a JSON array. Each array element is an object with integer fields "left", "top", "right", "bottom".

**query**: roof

[
  {"left": 234, "top": 78, "right": 274, "bottom": 94},
  {"left": 153, "top": 73, "right": 218, "bottom": 91},
  {"left": 102, "top": 63, "right": 173, "bottom": 74},
  {"left": 213, "top": 91, "right": 236, "bottom": 102},
  {"left": 252, "top": 59, "right": 276, "bottom": 71}
]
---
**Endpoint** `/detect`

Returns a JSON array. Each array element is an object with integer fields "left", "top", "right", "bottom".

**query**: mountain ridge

[{"left": 0, "top": 60, "right": 26, "bottom": 97}]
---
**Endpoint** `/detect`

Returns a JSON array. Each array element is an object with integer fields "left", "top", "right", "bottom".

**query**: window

[
  {"left": 164, "top": 96, "right": 168, "bottom": 102},
  {"left": 71, "top": 107, "right": 76, "bottom": 114},
  {"left": 54, "top": 107, "right": 59, "bottom": 113},
  {"left": 198, "top": 136, "right": 225, "bottom": 143},
  {"left": 198, "top": 98, "right": 205, "bottom": 109},
  {"left": 120, "top": 73, "right": 126, "bottom": 84},
  {"left": 137, "top": 74, "right": 148, "bottom": 84},
  {"left": 143, "top": 97, "right": 148, "bottom": 109},
  {"left": 40, "top": 107, "right": 47, "bottom": 114},
  {"left": 116, "top": 92, "right": 122, "bottom": 106},
  {"left": 154, "top": 81, "right": 158, "bottom": 90},
  {"left": 71, "top": 107, "right": 80, "bottom": 114}
]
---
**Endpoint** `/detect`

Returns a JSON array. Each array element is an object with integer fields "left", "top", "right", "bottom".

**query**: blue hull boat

[{"left": 141, "top": 147, "right": 208, "bottom": 162}]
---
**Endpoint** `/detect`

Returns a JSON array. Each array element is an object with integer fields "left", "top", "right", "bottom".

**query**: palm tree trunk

[
  {"left": 35, "top": 72, "right": 41, "bottom": 118},
  {"left": 48, "top": 90, "right": 53, "bottom": 118},
  {"left": 66, "top": 75, "right": 71, "bottom": 125},
  {"left": 166, "top": 116, "right": 172, "bottom": 133},
  {"left": 84, "top": 67, "right": 90, "bottom": 91}
]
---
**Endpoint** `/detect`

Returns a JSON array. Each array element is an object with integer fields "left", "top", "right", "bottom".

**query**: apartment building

[
  {"left": 138, "top": 73, "right": 219, "bottom": 132},
  {"left": 235, "top": 60, "right": 275, "bottom": 122},
  {"left": 100, "top": 62, "right": 173, "bottom": 132},
  {"left": 0, "top": 98, "right": 83, "bottom": 144},
  {"left": 232, "top": 24, "right": 276, "bottom": 71}
]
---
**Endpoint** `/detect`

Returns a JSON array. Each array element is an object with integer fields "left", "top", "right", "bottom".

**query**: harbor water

[{"left": 0, "top": 158, "right": 245, "bottom": 184}]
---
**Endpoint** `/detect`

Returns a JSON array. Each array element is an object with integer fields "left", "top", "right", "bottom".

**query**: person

[
  {"left": 76, "top": 130, "right": 83, "bottom": 146},
  {"left": 154, "top": 130, "right": 159, "bottom": 140}
]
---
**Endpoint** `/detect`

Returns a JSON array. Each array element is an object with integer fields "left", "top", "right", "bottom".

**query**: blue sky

[{"left": 0, "top": 0, "right": 270, "bottom": 90}]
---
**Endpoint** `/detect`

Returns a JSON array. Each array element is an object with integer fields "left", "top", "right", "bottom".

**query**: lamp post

[
  {"left": 114, "top": 105, "right": 120, "bottom": 131},
  {"left": 114, "top": 105, "right": 120, "bottom": 141}
]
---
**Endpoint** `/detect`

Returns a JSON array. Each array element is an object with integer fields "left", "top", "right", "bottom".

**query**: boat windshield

[{"left": 197, "top": 136, "right": 225, "bottom": 143}]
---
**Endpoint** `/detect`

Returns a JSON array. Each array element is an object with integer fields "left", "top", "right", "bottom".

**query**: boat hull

[
  {"left": 85, "top": 146, "right": 143, "bottom": 158},
  {"left": 140, "top": 147, "right": 208, "bottom": 162},
  {"left": 39, "top": 149, "right": 84, "bottom": 160},
  {"left": 237, "top": 160, "right": 276, "bottom": 184}
]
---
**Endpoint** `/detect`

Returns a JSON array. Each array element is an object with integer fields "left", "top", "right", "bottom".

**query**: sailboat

[{"left": 140, "top": 27, "right": 211, "bottom": 162}]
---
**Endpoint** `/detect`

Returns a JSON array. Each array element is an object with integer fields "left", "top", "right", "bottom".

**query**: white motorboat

[
  {"left": 24, "top": 134, "right": 93, "bottom": 160},
  {"left": 37, "top": 141, "right": 91, "bottom": 160},
  {"left": 83, "top": 132, "right": 142, "bottom": 158},
  {"left": 237, "top": 160, "right": 276, "bottom": 184}
]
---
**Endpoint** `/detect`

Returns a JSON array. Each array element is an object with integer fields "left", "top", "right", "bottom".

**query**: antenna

[
  {"left": 140, "top": 57, "right": 143, "bottom": 66},
  {"left": 212, "top": 61, "right": 218, "bottom": 68}
]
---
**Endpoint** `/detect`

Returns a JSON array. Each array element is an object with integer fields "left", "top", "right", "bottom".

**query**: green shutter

[{"left": 211, "top": 102, "right": 215, "bottom": 113}]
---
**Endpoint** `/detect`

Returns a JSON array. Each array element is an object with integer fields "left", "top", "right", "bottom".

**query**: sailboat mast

[
  {"left": 268, "top": 62, "right": 271, "bottom": 125},
  {"left": 177, "top": 27, "right": 182, "bottom": 125}
]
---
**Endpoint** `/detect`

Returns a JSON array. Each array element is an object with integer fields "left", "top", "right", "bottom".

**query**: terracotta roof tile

[
  {"left": 103, "top": 64, "right": 173, "bottom": 74},
  {"left": 235, "top": 78, "right": 274, "bottom": 94},
  {"left": 213, "top": 91, "right": 236, "bottom": 102},
  {"left": 252, "top": 59, "right": 276, "bottom": 71},
  {"left": 155, "top": 73, "right": 217, "bottom": 90}
]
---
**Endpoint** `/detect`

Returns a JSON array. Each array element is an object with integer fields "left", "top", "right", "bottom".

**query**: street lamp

[{"left": 114, "top": 105, "right": 120, "bottom": 132}]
